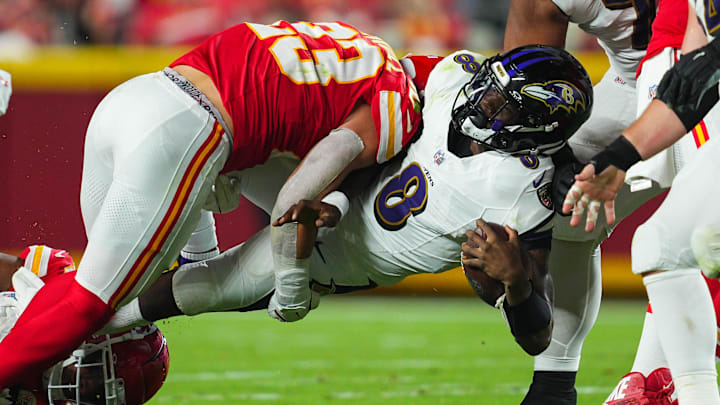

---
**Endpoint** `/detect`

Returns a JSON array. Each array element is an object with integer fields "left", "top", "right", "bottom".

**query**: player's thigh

[
  {"left": 632, "top": 139, "right": 720, "bottom": 275},
  {"left": 568, "top": 67, "right": 637, "bottom": 162},
  {"left": 76, "top": 72, "right": 231, "bottom": 308}
]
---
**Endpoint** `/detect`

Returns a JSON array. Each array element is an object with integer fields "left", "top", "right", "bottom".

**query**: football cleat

[
  {"left": 604, "top": 369, "right": 677, "bottom": 405},
  {"left": 644, "top": 368, "right": 677, "bottom": 405},
  {"left": 605, "top": 372, "right": 649, "bottom": 405}
]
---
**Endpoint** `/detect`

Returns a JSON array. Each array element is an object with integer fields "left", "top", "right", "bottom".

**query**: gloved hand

[
  {"left": 204, "top": 174, "right": 243, "bottom": 214},
  {"left": 551, "top": 161, "right": 585, "bottom": 217},
  {"left": 657, "top": 38, "right": 720, "bottom": 130}
]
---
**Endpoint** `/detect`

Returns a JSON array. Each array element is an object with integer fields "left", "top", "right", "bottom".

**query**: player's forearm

[
  {"left": 505, "top": 249, "right": 553, "bottom": 355},
  {"left": 504, "top": 0, "right": 568, "bottom": 51},
  {"left": 623, "top": 99, "right": 688, "bottom": 160}
]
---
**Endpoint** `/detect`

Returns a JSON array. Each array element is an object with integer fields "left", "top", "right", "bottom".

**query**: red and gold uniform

[
  {"left": 172, "top": 21, "right": 421, "bottom": 170},
  {"left": 0, "top": 21, "right": 420, "bottom": 388}
]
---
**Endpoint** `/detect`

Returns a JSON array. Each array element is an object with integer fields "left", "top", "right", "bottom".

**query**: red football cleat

[
  {"left": 605, "top": 372, "right": 650, "bottom": 405},
  {"left": 605, "top": 369, "right": 678, "bottom": 405},
  {"left": 644, "top": 368, "right": 677, "bottom": 405}
]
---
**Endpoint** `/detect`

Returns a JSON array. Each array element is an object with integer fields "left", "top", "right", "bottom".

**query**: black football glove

[
  {"left": 550, "top": 145, "right": 584, "bottom": 217},
  {"left": 657, "top": 38, "right": 720, "bottom": 131}
]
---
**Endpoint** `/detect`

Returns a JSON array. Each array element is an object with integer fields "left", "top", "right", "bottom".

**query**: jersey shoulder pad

[
  {"left": 424, "top": 50, "right": 486, "bottom": 109},
  {"left": 20, "top": 245, "right": 76, "bottom": 282}
]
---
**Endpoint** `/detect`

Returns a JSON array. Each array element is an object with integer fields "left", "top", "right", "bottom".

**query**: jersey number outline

[
  {"left": 704, "top": 0, "right": 720, "bottom": 34},
  {"left": 247, "top": 21, "right": 404, "bottom": 85},
  {"left": 602, "top": 0, "right": 657, "bottom": 50},
  {"left": 374, "top": 162, "right": 429, "bottom": 231}
]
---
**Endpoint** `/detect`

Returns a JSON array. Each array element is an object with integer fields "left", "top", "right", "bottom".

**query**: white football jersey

[
  {"left": 553, "top": 0, "right": 651, "bottom": 83},
  {"left": 323, "top": 51, "right": 555, "bottom": 286},
  {"left": 690, "top": 0, "right": 719, "bottom": 40}
]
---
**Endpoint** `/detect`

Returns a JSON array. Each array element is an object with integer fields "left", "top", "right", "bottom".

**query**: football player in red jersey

[
  {"left": 0, "top": 246, "right": 169, "bottom": 405},
  {"left": 0, "top": 21, "right": 422, "bottom": 387}
]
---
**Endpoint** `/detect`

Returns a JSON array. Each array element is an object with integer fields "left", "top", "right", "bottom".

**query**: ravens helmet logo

[{"left": 521, "top": 81, "right": 587, "bottom": 115}]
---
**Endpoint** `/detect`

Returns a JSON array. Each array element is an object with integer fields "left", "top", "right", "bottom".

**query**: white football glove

[
  {"left": 204, "top": 173, "right": 243, "bottom": 214},
  {"left": 12, "top": 266, "right": 45, "bottom": 314},
  {"left": 0, "top": 69, "right": 11, "bottom": 116}
]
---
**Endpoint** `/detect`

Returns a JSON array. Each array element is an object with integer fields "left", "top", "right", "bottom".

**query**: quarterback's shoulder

[{"left": 424, "top": 50, "right": 487, "bottom": 107}]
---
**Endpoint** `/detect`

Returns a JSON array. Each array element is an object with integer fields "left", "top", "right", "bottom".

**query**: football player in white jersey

[
  {"left": 101, "top": 45, "right": 594, "bottom": 360},
  {"left": 564, "top": 1, "right": 720, "bottom": 403},
  {"left": 503, "top": 1, "right": 714, "bottom": 403}
]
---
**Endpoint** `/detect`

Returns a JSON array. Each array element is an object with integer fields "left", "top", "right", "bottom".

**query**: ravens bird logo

[{"left": 520, "top": 81, "right": 587, "bottom": 115}]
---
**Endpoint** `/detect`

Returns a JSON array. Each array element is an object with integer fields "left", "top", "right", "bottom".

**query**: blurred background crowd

[{"left": 0, "top": 0, "right": 598, "bottom": 54}]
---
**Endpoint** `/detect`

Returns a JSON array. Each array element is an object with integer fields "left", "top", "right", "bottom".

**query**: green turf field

[{"left": 148, "top": 297, "right": 649, "bottom": 405}]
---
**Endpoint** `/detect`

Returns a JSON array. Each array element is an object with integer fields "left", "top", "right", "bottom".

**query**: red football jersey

[
  {"left": 170, "top": 21, "right": 422, "bottom": 172},
  {"left": 18, "top": 245, "right": 76, "bottom": 283},
  {"left": 637, "top": 0, "right": 687, "bottom": 77},
  {"left": 399, "top": 54, "right": 443, "bottom": 95}
]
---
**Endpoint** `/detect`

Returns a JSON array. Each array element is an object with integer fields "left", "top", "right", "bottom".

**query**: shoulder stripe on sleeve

[{"left": 377, "top": 90, "right": 404, "bottom": 163}]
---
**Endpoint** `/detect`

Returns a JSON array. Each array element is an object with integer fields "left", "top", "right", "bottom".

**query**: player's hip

[{"left": 86, "top": 71, "right": 232, "bottom": 163}]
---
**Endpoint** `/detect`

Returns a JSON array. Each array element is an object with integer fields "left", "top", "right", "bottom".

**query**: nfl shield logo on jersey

[
  {"left": 648, "top": 84, "right": 658, "bottom": 100},
  {"left": 433, "top": 150, "right": 446, "bottom": 165}
]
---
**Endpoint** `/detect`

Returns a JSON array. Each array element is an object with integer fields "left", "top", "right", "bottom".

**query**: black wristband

[
  {"left": 503, "top": 288, "right": 552, "bottom": 337},
  {"left": 589, "top": 135, "right": 641, "bottom": 173}
]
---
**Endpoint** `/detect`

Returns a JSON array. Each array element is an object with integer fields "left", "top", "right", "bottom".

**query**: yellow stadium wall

[{"left": 0, "top": 47, "right": 648, "bottom": 298}]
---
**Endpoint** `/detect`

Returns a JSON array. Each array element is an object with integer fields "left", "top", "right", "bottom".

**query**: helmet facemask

[
  {"left": 451, "top": 58, "right": 564, "bottom": 156},
  {"left": 46, "top": 336, "right": 126, "bottom": 405}
]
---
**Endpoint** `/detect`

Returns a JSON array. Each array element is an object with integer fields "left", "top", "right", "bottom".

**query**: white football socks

[
  {"left": 644, "top": 268, "right": 720, "bottom": 404},
  {"left": 96, "top": 298, "right": 148, "bottom": 335},
  {"left": 630, "top": 310, "right": 668, "bottom": 376}
]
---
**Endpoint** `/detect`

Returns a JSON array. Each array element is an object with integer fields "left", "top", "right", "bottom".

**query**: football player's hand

[
  {"left": 562, "top": 163, "right": 625, "bottom": 232},
  {"left": 657, "top": 38, "right": 720, "bottom": 123},
  {"left": 272, "top": 199, "right": 341, "bottom": 228},
  {"left": 461, "top": 219, "right": 525, "bottom": 287}
]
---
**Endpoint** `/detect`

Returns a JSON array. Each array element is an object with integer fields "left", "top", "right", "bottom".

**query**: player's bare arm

[
  {"left": 461, "top": 219, "right": 553, "bottom": 355},
  {"left": 563, "top": 12, "right": 720, "bottom": 232},
  {"left": 504, "top": 0, "right": 569, "bottom": 51},
  {"left": 0, "top": 252, "right": 23, "bottom": 291},
  {"left": 273, "top": 103, "right": 378, "bottom": 224}
]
